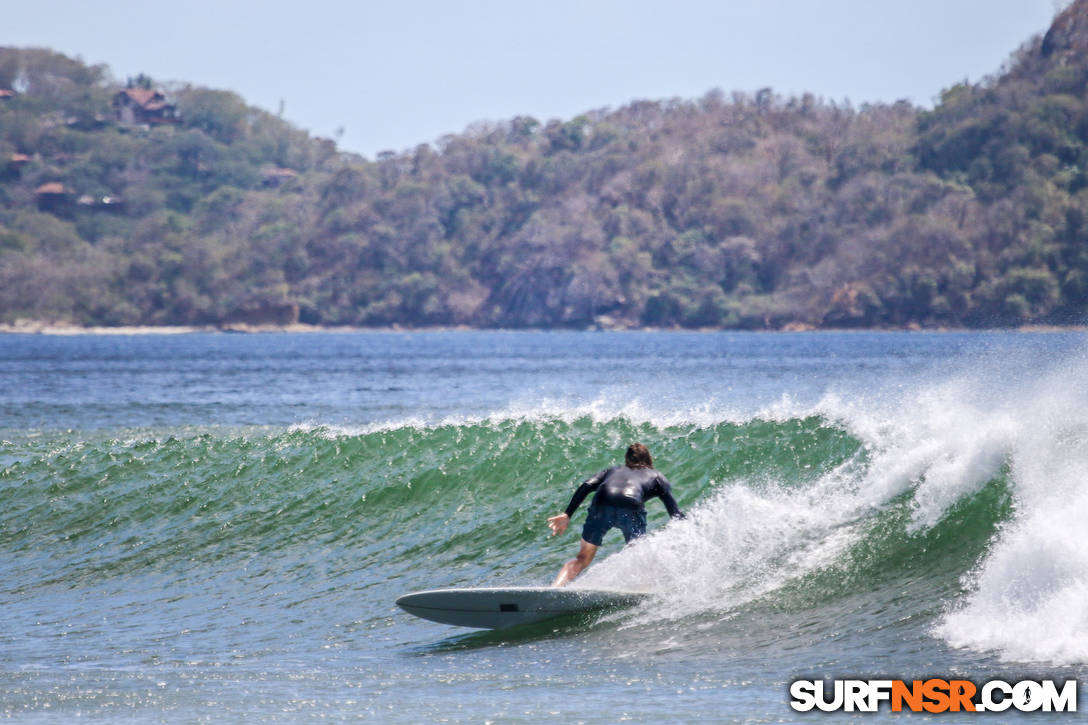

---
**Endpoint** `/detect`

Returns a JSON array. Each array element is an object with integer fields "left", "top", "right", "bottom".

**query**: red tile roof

[
  {"left": 35, "top": 182, "right": 70, "bottom": 194},
  {"left": 117, "top": 88, "right": 165, "bottom": 107}
]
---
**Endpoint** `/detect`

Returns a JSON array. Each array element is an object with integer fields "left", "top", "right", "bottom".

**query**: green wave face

[
  {"left": 0, "top": 414, "right": 985, "bottom": 598},
  {"left": 0, "top": 418, "right": 840, "bottom": 559}
]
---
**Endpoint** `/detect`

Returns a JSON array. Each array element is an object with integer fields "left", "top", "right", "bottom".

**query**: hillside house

[
  {"left": 262, "top": 166, "right": 299, "bottom": 188},
  {"left": 112, "top": 88, "right": 177, "bottom": 125},
  {"left": 35, "top": 182, "right": 73, "bottom": 213},
  {"left": 9, "top": 153, "right": 29, "bottom": 165},
  {"left": 4, "top": 153, "right": 29, "bottom": 179}
]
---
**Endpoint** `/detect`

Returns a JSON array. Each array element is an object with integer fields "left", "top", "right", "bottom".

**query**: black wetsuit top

[{"left": 564, "top": 466, "right": 685, "bottom": 519}]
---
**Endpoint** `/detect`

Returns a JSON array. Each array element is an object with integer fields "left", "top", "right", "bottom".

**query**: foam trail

[{"left": 575, "top": 454, "right": 875, "bottom": 620}]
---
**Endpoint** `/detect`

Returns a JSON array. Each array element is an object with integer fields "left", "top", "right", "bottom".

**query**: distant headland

[{"left": 2, "top": 2, "right": 1088, "bottom": 331}]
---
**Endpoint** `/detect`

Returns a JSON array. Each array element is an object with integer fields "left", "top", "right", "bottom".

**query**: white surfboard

[{"left": 396, "top": 586, "right": 648, "bottom": 629}]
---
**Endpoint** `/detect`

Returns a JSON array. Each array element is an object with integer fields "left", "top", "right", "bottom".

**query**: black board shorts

[{"left": 581, "top": 505, "right": 648, "bottom": 546}]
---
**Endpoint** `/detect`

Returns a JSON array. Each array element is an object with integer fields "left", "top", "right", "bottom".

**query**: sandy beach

[{"left": 0, "top": 321, "right": 1084, "bottom": 335}]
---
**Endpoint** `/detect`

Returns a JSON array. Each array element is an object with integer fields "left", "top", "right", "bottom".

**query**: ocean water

[{"left": 1, "top": 330, "right": 1087, "bottom": 722}]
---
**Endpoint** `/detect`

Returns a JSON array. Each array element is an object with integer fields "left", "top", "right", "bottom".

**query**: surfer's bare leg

[{"left": 552, "top": 539, "right": 598, "bottom": 587}]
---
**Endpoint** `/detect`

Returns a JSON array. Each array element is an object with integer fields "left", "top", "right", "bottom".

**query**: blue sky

[{"left": 5, "top": 0, "right": 1063, "bottom": 158}]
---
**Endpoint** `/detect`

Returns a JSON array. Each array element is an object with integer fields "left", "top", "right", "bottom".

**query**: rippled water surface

[{"left": 2, "top": 331, "right": 1086, "bottom": 722}]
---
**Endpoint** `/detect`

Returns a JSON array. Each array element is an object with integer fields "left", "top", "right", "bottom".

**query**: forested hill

[{"left": 2, "top": 3, "right": 1088, "bottom": 330}]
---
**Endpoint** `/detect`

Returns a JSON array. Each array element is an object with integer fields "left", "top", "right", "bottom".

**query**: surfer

[{"left": 547, "top": 442, "right": 684, "bottom": 587}]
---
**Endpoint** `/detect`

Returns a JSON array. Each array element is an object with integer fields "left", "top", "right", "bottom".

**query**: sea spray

[
  {"left": 935, "top": 354, "right": 1088, "bottom": 664},
  {"left": 573, "top": 345, "right": 1088, "bottom": 665}
]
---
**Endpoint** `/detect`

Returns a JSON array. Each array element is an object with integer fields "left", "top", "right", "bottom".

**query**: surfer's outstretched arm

[
  {"left": 653, "top": 473, "right": 686, "bottom": 520},
  {"left": 561, "top": 469, "right": 608, "bottom": 518},
  {"left": 547, "top": 470, "right": 607, "bottom": 538}
]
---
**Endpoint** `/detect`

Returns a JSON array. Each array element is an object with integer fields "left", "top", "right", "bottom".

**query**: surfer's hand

[{"left": 547, "top": 513, "right": 569, "bottom": 536}]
